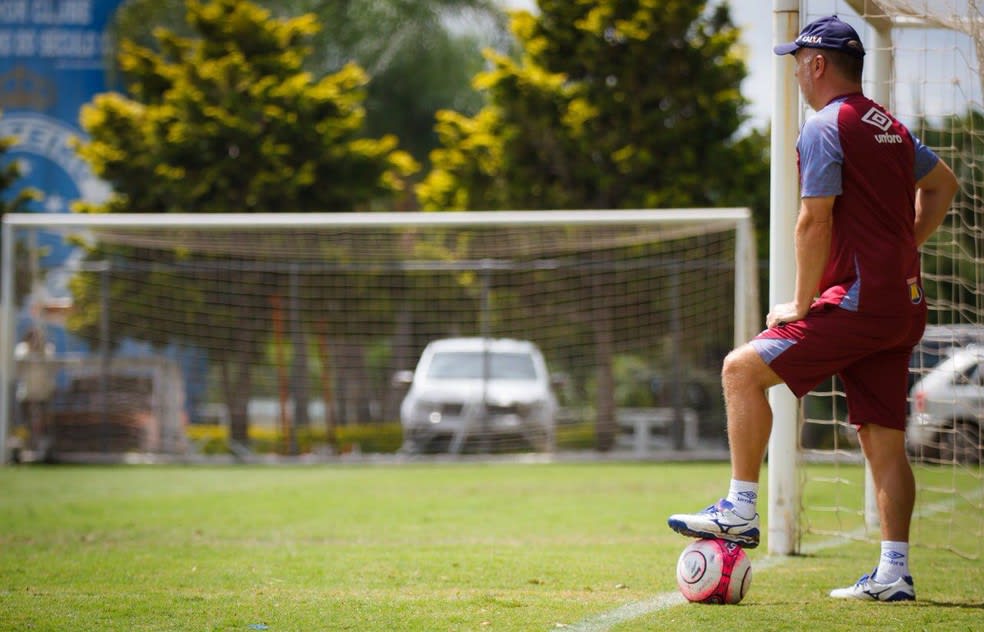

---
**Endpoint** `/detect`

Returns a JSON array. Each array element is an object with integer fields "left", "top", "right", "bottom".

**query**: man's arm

[
  {"left": 766, "top": 195, "right": 835, "bottom": 328},
  {"left": 914, "top": 160, "right": 958, "bottom": 247}
]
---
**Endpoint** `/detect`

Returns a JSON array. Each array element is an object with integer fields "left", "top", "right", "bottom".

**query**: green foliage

[
  {"left": 187, "top": 421, "right": 406, "bottom": 454},
  {"left": 0, "top": 110, "right": 42, "bottom": 299},
  {"left": 78, "top": 0, "right": 417, "bottom": 215},
  {"left": 915, "top": 109, "right": 984, "bottom": 325},
  {"left": 414, "top": 2, "right": 770, "bottom": 450},
  {"left": 70, "top": 0, "right": 421, "bottom": 444},
  {"left": 109, "top": 0, "right": 508, "bottom": 174},
  {"left": 186, "top": 419, "right": 597, "bottom": 454},
  {"left": 418, "top": 0, "right": 770, "bottom": 212},
  {"left": 0, "top": 111, "right": 41, "bottom": 217},
  {"left": 414, "top": 1, "right": 768, "bottom": 449},
  {"left": 280, "top": 0, "right": 507, "bottom": 170}
]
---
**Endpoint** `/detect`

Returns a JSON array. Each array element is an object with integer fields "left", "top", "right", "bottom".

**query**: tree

[
  {"left": 419, "top": 0, "right": 766, "bottom": 210},
  {"left": 0, "top": 110, "right": 42, "bottom": 300},
  {"left": 71, "top": 0, "right": 417, "bottom": 447},
  {"left": 0, "top": 115, "right": 39, "bottom": 218},
  {"left": 109, "top": 0, "right": 510, "bottom": 174},
  {"left": 82, "top": 0, "right": 416, "bottom": 215},
  {"left": 274, "top": 0, "right": 509, "bottom": 171},
  {"left": 417, "top": 0, "right": 769, "bottom": 449},
  {"left": 917, "top": 109, "right": 984, "bottom": 325}
]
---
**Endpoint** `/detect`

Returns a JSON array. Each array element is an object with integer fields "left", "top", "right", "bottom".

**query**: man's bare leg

[
  {"left": 829, "top": 423, "right": 916, "bottom": 600},
  {"left": 666, "top": 343, "right": 781, "bottom": 548},
  {"left": 722, "top": 344, "right": 784, "bottom": 483},
  {"left": 857, "top": 424, "right": 914, "bottom": 542}
]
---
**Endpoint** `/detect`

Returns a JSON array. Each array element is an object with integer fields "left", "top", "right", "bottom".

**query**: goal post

[
  {"left": 767, "top": 0, "right": 803, "bottom": 557},
  {"left": 773, "top": 0, "right": 984, "bottom": 560},
  {"left": 1, "top": 208, "right": 758, "bottom": 463}
]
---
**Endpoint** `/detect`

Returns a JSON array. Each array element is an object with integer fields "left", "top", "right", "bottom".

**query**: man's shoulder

[
  {"left": 836, "top": 95, "right": 914, "bottom": 150},
  {"left": 800, "top": 103, "right": 842, "bottom": 146},
  {"left": 837, "top": 95, "right": 906, "bottom": 128}
]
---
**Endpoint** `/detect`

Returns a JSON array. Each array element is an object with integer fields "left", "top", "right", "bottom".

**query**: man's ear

[{"left": 813, "top": 53, "right": 827, "bottom": 75}]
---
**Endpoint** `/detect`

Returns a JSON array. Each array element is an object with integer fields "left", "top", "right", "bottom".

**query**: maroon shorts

[{"left": 750, "top": 303, "right": 926, "bottom": 430}]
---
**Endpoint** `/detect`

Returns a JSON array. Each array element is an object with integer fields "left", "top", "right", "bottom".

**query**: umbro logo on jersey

[
  {"left": 861, "top": 107, "right": 893, "bottom": 131},
  {"left": 861, "top": 107, "right": 905, "bottom": 143}
]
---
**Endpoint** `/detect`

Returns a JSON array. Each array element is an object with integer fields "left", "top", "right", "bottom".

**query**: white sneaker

[
  {"left": 829, "top": 570, "right": 916, "bottom": 602},
  {"left": 667, "top": 499, "right": 760, "bottom": 548}
]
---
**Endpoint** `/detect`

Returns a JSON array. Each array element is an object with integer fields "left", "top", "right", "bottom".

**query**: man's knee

[
  {"left": 723, "top": 344, "right": 781, "bottom": 391},
  {"left": 858, "top": 424, "right": 908, "bottom": 464}
]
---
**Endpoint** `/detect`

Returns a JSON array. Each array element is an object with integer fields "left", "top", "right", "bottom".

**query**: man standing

[
  {"left": 667, "top": 15, "right": 958, "bottom": 602},
  {"left": 15, "top": 326, "right": 56, "bottom": 456}
]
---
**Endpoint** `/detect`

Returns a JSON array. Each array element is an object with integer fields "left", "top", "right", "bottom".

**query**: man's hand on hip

[{"left": 766, "top": 301, "right": 809, "bottom": 329}]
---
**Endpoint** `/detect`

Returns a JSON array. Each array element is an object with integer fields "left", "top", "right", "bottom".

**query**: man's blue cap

[{"left": 773, "top": 15, "right": 866, "bottom": 59}]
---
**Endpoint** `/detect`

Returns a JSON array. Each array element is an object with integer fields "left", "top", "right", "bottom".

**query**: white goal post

[
  {"left": 771, "top": 1, "right": 984, "bottom": 558},
  {"left": 1, "top": 208, "right": 758, "bottom": 463}
]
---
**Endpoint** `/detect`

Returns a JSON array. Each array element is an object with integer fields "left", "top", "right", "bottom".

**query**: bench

[{"left": 615, "top": 407, "right": 699, "bottom": 453}]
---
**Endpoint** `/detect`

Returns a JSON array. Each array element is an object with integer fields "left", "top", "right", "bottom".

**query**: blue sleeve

[
  {"left": 910, "top": 131, "right": 940, "bottom": 181},
  {"left": 797, "top": 106, "right": 843, "bottom": 198}
]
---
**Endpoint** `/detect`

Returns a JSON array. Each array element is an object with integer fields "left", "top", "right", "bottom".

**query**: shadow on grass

[{"left": 915, "top": 600, "right": 984, "bottom": 610}]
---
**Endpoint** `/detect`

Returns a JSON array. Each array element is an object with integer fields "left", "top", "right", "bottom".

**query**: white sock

[
  {"left": 726, "top": 479, "right": 759, "bottom": 519},
  {"left": 875, "top": 541, "right": 910, "bottom": 583}
]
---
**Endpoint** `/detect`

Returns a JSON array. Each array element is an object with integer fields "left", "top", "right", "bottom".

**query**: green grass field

[{"left": 1, "top": 461, "right": 982, "bottom": 631}]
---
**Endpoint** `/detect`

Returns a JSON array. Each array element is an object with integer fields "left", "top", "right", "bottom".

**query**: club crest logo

[
  {"left": 0, "top": 112, "right": 111, "bottom": 206},
  {"left": 907, "top": 277, "right": 923, "bottom": 305}
]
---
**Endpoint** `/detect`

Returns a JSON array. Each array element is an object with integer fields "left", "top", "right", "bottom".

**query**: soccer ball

[{"left": 675, "top": 539, "right": 752, "bottom": 604}]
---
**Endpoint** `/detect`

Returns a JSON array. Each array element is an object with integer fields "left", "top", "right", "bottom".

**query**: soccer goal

[
  {"left": 1, "top": 209, "right": 757, "bottom": 462},
  {"left": 770, "top": 1, "right": 984, "bottom": 559}
]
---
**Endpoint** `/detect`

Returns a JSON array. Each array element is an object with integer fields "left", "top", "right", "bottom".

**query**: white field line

[{"left": 560, "top": 485, "right": 983, "bottom": 631}]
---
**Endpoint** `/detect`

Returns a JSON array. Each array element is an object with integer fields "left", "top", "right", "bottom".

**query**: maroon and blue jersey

[
  {"left": 797, "top": 92, "right": 940, "bottom": 315},
  {"left": 749, "top": 93, "right": 941, "bottom": 424}
]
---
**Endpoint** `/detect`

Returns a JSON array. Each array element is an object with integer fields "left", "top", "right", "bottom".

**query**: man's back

[{"left": 798, "top": 93, "right": 935, "bottom": 315}]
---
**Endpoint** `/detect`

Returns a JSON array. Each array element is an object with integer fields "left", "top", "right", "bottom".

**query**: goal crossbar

[{"left": 1, "top": 208, "right": 753, "bottom": 229}]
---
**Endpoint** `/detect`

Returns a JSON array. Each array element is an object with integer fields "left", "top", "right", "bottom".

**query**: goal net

[
  {"left": 781, "top": 0, "right": 984, "bottom": 560},
  {"left": 1, "top": 209, "right": 757, "bottom": 461}
]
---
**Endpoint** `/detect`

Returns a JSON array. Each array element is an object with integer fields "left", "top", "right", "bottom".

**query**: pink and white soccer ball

[{"left": 675, "top": 539, "right": 752, "bottom": 604}]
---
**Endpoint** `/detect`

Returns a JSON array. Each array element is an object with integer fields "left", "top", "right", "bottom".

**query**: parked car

[
  {"left": 396, "top": 338, "right": 557, "bottom": 453},
  {"left": 908, "top": 345, "right": 983, "bottom": 464},
  {"left": 908, "top": 324, "right": 984, "bottom": 391}
]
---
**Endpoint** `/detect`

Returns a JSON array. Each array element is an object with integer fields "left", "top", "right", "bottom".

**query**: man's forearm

[
  {"left": 914, "top": 160, "right": 959, "bottom": 246},
  {"left": 794, "top": 203, "right": 833, "bottom": 311}
]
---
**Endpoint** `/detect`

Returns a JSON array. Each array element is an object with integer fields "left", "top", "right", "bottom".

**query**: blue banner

[
  {"left": 0, "top": 0, "right": 124, "bottom": 260},
  {"left": 1, "top": 2, "right": 211, "bottom": 423}
]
